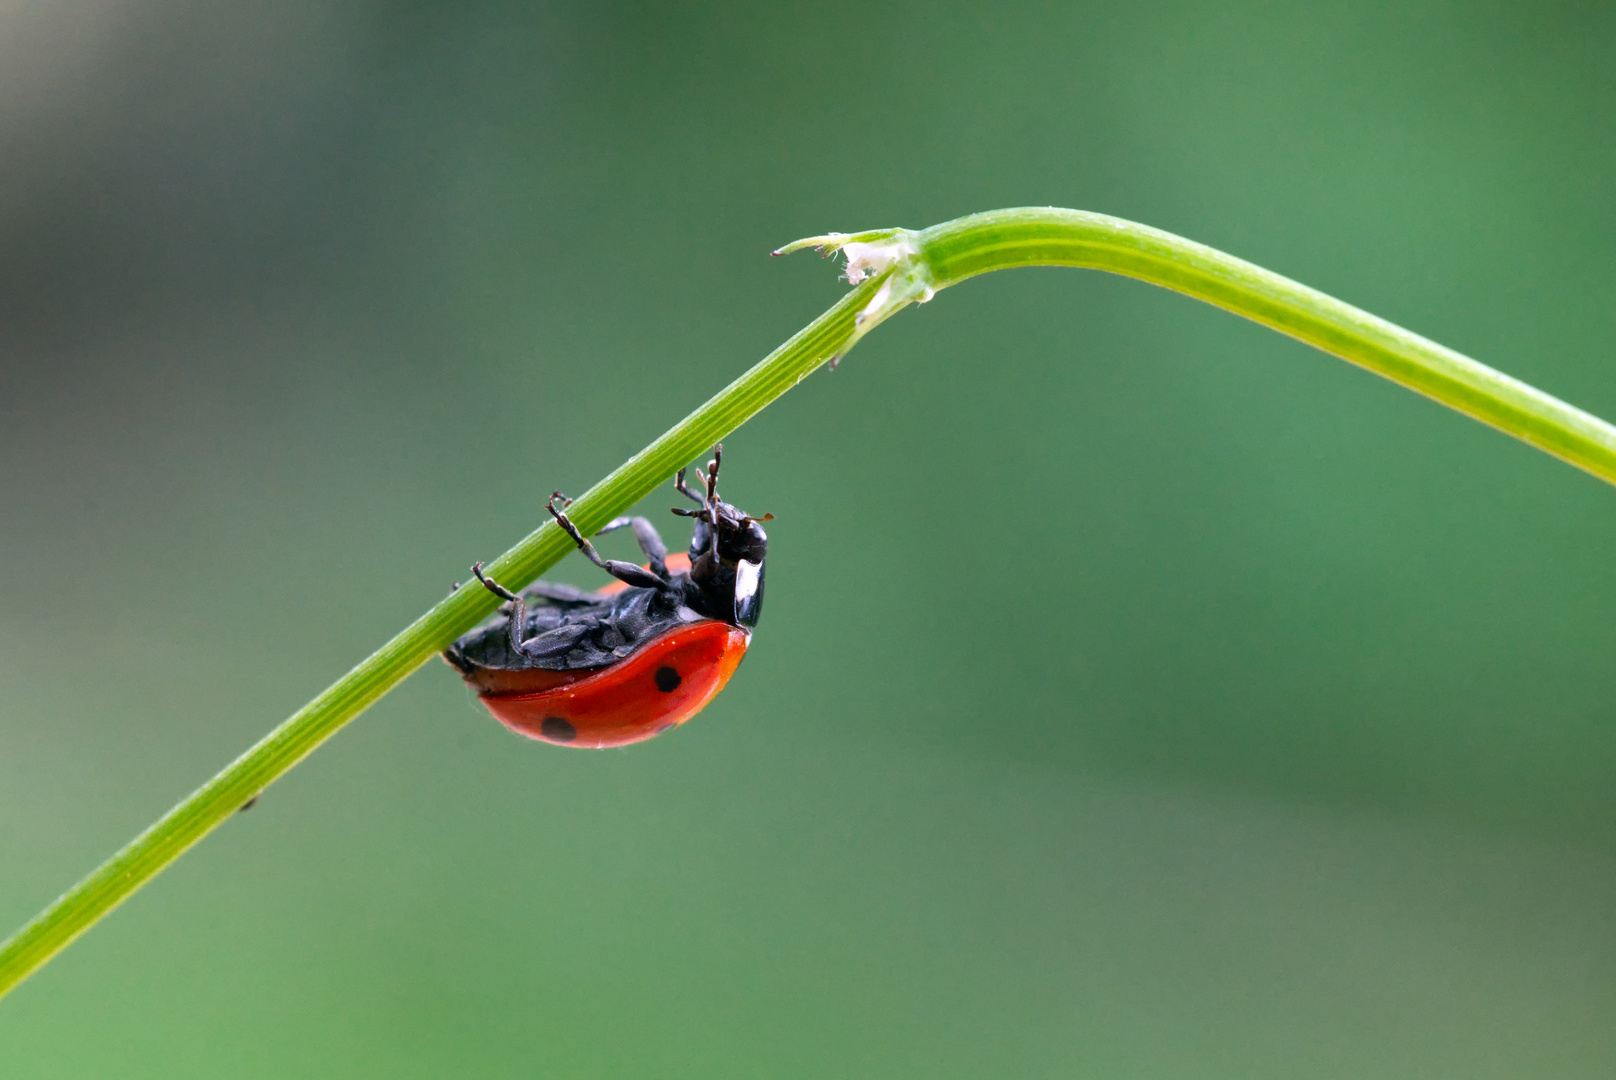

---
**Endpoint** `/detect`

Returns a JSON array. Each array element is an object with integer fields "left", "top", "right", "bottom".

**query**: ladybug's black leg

[
  {"left": 698, "top": 445, "right": 723, "bottom": 566},
  {"left": 469, "top": 564, "right": 598, "bottom": 663},
  {"left": 472, "top": 562, "right": 532, "bottom": 658},
  {"left": 674, "top": 467, "right": 706, "bottom": 505},
  {"left": 471, "top": 561, "right": 519, "bottom": 602},
  {"left": 596, "top": 515, "right": 669, "bottom": 579},
  {"left": 547, "top": 494, "right": 668, "bottom": 591},
  {"left": 705, "top": 445, "right": 722, "bottom": 499},
  {"left": 676, "top": 444, "right": 722, "bottom": 504}
]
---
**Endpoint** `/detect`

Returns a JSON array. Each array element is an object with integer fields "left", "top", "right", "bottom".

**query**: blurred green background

[{"left": 3, "top": 1, "right": 1615, "bottom": 1076}]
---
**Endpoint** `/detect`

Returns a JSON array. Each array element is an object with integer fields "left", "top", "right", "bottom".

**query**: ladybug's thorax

[{"left": 686, "top": 498, "right": 767, "bottom": 629}]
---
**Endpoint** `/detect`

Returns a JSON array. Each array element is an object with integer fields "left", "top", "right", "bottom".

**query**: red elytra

[
  {"left": 480, "top": 620, "right": 750, "bottom": 748},
  {"left": 475, "top": 554, "right": 753, "bottom": 748}
]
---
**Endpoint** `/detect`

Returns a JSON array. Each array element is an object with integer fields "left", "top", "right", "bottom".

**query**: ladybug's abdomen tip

[{"left": 477, "top": 621, "right": 749, "bottom": 748}]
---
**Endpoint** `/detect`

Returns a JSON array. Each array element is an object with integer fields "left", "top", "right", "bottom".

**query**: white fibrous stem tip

[
  {"left": 776, "top": 227, "right": 935, "bottom": 369},
  {"left": 838, "top": 238, "right": 918, "bottom": 285}
]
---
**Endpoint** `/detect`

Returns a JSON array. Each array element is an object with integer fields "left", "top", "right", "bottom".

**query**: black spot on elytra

[
  {"left": 655, "top": 666, "right": 681, "bottom": 693},
  {"left": 540, "top": 716, "right": 576, "bottom": 742}
]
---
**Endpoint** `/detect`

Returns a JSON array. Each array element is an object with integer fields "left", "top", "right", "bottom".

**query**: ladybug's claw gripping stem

[
  {"left": 546, "top": 493, "right": 604, "bottom": 560},
  {"left": 705, "top": 444, "right": 722, "bottom": 498},
  {"left": 675, "top": 444, "right": 723, "bottom": 506},
  {"left": 471, "top": 561, "right": 519, "bottom": 602}
]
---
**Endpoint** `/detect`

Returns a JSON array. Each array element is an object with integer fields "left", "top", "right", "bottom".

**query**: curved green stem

[
  {"left": 914, "top": 209, "right": 1616, "bottom": 484},
  {"left": 5, "top": 207, "right": 1614, "bottom": 1002}
]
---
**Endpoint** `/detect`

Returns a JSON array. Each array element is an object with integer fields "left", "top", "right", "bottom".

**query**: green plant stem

[
  {"left": 4, "top": 206, "right": 1614, "bottom": 1001},
  {"left": 0, "top": 276, "right": 885, "bottom": 1000},
  {"left": 914, "top": 209, "right": 1616, "bottom": 484}
]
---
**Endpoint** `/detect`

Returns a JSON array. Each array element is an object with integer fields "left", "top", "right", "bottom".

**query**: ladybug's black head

[{"left": 672, "top": 445, "right": 769, "bottom": 628}]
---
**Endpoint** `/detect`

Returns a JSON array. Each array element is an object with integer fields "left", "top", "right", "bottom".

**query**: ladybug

[{"left": 443, "top": 445, "right": 769, "bottom": 748}]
